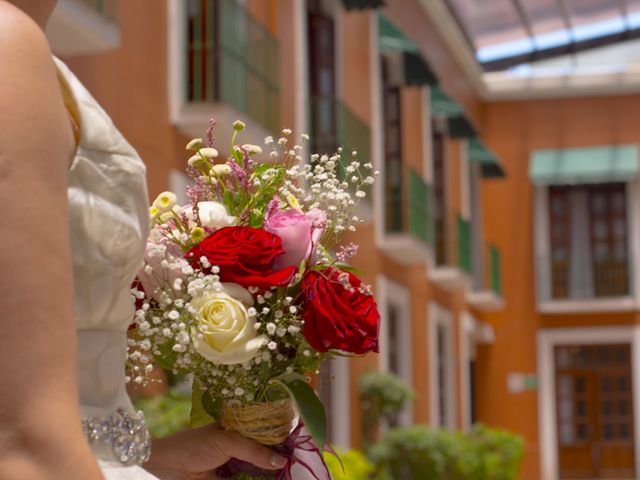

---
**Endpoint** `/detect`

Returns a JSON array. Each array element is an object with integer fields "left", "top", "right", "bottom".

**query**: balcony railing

[
  {"left": 457, "top": 215, "right": 472, "bottom": 274},
  {"left": 78, "top": 0, "right": 117, "bottom": 21},
  {"left": 310, "top": 97, "right": 371, "bottom": 159},
  {"left": 385, "top": 166, "right": 433, "bottom": 246},
  {"left": 310, "top": 96, "right": 372, "bottom": 197},
  {"left": 184, "top": 0, "right": 280, "bottom": 133},
  {"left": 490, "top": 244, "right": 502, "bottom": 296},
  {"left": 549, "top": 258, "right": 630, "bottom": 300}
]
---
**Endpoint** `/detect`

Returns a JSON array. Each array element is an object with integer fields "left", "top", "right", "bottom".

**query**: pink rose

[{"left": 264, "top": 209, "right": 326, "bottom": 270}]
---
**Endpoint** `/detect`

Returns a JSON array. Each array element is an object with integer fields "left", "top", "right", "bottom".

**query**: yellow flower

[
  {"left": 211, "top": 164, "right": 232, "bottom": 176},
  {"left": 233, "top": 120, "right": 246, "bottom": 132},
  {"left": 159, "top": 211, "right": 174, "bottom": 223},
  {"left": 149, "top": 206, "right": 160, "bottom": 219},
  {"left": 190, "top": 226, "right": 205, "bottom": 243},
  {"left": 236, "top": 144, "right": 262, "bottom": 155},
  {"left": 186, "top": 138, "right": 203, "bottom": 151},
  {"left": 153, "top": 191, "right": 177, "bottom": 213},
  {"left": 199, "top": 147, "right": 218, "bottom": 158},
  {"left": 286, "top": 194, "right": 301, "bottom": 210}
]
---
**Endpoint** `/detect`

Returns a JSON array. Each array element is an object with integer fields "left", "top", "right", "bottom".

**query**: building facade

[{"left": 48, "top": 1, "right": 640, "bottom": 479}]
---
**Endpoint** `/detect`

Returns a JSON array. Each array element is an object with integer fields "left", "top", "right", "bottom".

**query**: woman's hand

[{"left": 144, "top": 424, "right": 287, "bottom": 480}]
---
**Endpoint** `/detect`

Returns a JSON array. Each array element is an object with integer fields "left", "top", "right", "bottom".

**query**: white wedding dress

[{"left": 55, "top": 57, "right": 159, "bottom": 479}]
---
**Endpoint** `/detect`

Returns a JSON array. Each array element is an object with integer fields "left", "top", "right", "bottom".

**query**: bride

[{"left": 0, "top": 1, "right": 289, "bottom": 478}]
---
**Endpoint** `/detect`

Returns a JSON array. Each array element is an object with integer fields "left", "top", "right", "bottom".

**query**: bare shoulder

[
  {"left": 0, "top": 1, "right": 72, "bottom": 161},
  {"left": 0, "top": 1, "right": 52, "bottom": 67}
]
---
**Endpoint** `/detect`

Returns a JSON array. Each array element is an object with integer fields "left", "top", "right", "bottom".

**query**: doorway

[{"left": 555, "top": 344, "right": 635, "bottom": 479}]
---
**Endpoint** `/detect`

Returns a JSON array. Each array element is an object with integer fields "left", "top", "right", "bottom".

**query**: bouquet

[{"left": 129, "top": 120, "right": 380, "bottom": 479}]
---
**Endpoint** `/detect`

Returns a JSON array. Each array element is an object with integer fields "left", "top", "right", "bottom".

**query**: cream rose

[
  {"left": 190, "top": 283, "right": 265, "bottom": 365},
  {"left": 183, "top": 201, "right": 236, "bottom": 231}
]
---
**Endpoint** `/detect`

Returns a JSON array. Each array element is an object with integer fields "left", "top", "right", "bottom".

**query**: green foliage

[
  {"left": 369, "top": 425, "right": 525, "bottom": 480},
  {"left": 358, "top": 371, "right": 415, "bottom": 446},
  {"left": 134, "top": 389, "right": 191, "bottom": 438},
  {"left": 277, "top": 377, "right": 327, "bottom": 448},
  {"left": 323, "top": 448, "right": 375, "bottom": 480}
]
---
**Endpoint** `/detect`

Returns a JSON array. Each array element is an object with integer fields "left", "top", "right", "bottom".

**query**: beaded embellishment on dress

[{"left": 82, "top": 408, "right": 152, "bottom": 467}]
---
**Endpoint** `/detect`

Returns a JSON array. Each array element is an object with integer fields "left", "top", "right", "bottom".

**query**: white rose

[
  {"left": 184, "top": 201, "right": 236, "bottom": 230},
  {"left": 190, "top": 283, "right": 266, "bottom": 365}
]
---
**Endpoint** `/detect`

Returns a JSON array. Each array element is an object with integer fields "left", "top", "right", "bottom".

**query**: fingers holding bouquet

[
  {"left": 144, "top": 424, "right": 287, "bottom": 479},
  {"left": 130, "top": 121, "right": 381, "bottom": 479}
]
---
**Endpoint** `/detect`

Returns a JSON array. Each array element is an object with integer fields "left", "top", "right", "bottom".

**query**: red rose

[
  {"left": 186, "top": 226, "right": 297, "bottom": 290},
  {"left": 301, "top": 268, "right": 380, "bottom": 354}
]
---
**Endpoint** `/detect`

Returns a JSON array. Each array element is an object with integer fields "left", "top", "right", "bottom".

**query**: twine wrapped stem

[{"left": 220, "top": 399, "right": 296, "bottom": 445}]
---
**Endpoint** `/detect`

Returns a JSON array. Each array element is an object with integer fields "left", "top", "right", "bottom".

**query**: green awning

[
  {"left": 448, "top": 115, "right": 476, "bottom": 139},
  {"left": 468, "top": 138, "right": 505, "bottom": 178},
  {"left": 342, "top": 0, "right": 385, "bottom": 10},
  {"left": 430, "top": 86, "right": 463, "bottom": 117},
  {"left": 403, "top": 52, "right": 437, "bottom": 86},
  {"left": 530, "top": 145, "right": 639, "bottom": 185},
  {"left": 378, "top": 15, "right": 418, "bottom": 53}
]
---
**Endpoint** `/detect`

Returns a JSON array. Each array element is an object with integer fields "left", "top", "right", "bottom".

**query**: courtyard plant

[{"left": 369, "top": 424, "right": 524, "bottom": 480}]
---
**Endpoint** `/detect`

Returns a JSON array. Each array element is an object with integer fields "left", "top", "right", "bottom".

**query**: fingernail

[{"left": 270, "top": 454, "right": 287, "bottom": 468}]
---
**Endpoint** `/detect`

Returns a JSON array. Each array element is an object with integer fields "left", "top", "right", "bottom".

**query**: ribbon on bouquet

[
  {"left": 216, "top": 419, "right": 338, "bottom": 480},
  {"left": 276, "top": 420, "right": 336, "bottom": 480}
]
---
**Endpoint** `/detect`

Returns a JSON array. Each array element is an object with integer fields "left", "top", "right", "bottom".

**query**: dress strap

[{"left": 55, "top": 65, "right": 81, "bottom": 147}]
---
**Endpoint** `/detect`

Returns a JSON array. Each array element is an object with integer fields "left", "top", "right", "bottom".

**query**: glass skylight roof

[{"left": 445, "top": 0, "right": 640, "bottom": 70}]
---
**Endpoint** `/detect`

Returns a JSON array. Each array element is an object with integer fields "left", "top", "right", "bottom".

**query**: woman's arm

[{"left": 0, "top": 3, "right": 103, "bottom": 479}]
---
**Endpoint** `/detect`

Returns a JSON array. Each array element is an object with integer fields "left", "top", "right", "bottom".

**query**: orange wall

[{"left": 478, "top": 95, "right": 640, "bottom": 479}]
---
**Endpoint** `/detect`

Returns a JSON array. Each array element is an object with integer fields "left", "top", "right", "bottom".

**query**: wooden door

[{"left": 556, "top": 344, "right": 635, "bottom": 479}]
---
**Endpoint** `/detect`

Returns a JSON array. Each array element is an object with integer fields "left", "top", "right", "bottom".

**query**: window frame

[
  {"left": 428, "top": 302, "right": 457, "bottom": 429},
  {"left": 534, "top": 180, "right": 640, "bottom": 313},
  {"left": 377, "top": 275, "right": 413, "bottom": 427}
]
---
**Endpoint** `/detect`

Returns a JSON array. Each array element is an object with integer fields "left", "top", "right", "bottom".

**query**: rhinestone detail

[{"left": 82, "top": 408, "right": 151, "bottom": 466}]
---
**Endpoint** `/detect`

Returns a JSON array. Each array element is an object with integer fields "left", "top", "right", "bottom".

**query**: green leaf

[
  {"left": 249, "top": 211, "right": 264, "bottom": 228},
  {"left": 232, "top": 147, "right": 244, "bottom": 166},
  {"left": 277, "top": 377, "right": 327, "bottom": 448},
  {"left": 334, "top": 263, "right": 366, "bottom": 276},
  {"left": 190, "top": 378, "right": 215, "bottom": 428},
  {"left": 153, "top": 341, "right": 178, "bottom": 370}
]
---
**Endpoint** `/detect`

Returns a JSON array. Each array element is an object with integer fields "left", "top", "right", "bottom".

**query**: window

[
  {"left": 182, "top": 0, "right": 279, "bottom": 131},
  {"left": 379, "top": 277, "right": 413, "bottom": 426},
  {"left": 429, "top": 303, "right": 456, "bottom": 429},
  {"left": 387, "top": 304, "right": 400, "bottom": 377},
  {"left": 436, "top": 323, "right": 450, "bottom": 427},
  {"left": 548, "top": 183, "right": 629, "bottom": 299},
  {"left": 383, "top": 57, "right": 403, "bottom": 234},
  {"left": 307, "top": 0, "right": 336, "bottom": 156},
  {"left": 317, "top": 356, "right": 351, "bottom": 448},
  {"left": 432, "top": 122, "right": 447, "bottom": 265}
]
